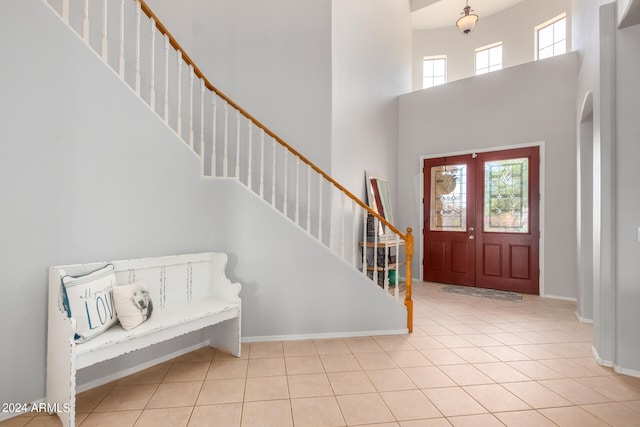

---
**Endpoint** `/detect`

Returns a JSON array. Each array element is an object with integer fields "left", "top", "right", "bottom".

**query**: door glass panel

[
  {"left": 430, "top": 164, "right": 467, "bottom": 232},
  {"left": 484, "top": 157, "right": 529, "bottom": 233}
]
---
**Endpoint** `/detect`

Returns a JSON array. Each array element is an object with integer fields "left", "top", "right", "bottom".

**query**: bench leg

[{"left": 207, "top": 317, "right": 241, "bottom": 357}]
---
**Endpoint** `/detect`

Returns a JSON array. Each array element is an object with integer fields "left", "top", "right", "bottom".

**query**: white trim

[
  {"left": 243, "top": 329, "right": 409, "bottom": 343},
  {"left": 592, "top": 346, "right": 614, "bottom": 367},
  {"left": 575, "top": 310, "right": 594, "bottom": 324},
  {"left": 614, "top": 364, "right": 640, "bottom": 378},
  {"left": 534, "top": 13, "right": 567, "bottom": 61},
  {"left": 591, "top": 347, "right": 640, "bottom": 378},
  {"left": 418, "top": 141, "right": 546, "bottom": 296},
  {"left": 544, "top": 294, "right": 577, "bottom": 302}
]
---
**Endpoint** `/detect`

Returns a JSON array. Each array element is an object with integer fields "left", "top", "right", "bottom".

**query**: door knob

[
  {"left": 469, "top": 235, "right": 474, "bottom": 240},
  {"left": 469, "top": 227, "right": 475, "bottom": 231}
]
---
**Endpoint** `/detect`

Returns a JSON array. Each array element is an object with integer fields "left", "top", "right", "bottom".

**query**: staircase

[{"left": 42, "top": 0, "right": 414, "bottom": 332}]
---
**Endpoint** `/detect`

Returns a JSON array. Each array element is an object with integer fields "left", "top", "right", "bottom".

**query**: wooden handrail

[{"left": 138, "top": 0, "right": 405, "bottom": 239}]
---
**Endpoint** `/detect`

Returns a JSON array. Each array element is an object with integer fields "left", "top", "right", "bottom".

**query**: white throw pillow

[
  {"left": 112, "top": 281, "right": 154, "bottom": 331},
  {"left": 61, "top": 264, "right": 118, "bottom": 342}
]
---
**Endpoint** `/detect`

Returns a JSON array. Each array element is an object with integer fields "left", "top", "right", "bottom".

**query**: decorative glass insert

[
  {"left": 484, "top": 157, "right": 529, "bottom": 233},
  {"left": 430, "top": 164, "right": 467, "bottom": 232}
]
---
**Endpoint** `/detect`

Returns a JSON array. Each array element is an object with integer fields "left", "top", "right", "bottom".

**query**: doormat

[{"left": 440, "top": 285, "right": 523, "bottom": 303}]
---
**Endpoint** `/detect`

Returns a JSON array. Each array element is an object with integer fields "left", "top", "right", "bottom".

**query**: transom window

[
  {"left": 423, "top": 56, "right": 447, "bottom": 89},
  {"left": 475, "top": 43, "right": 502, "bottom": 75},
  {"left": 536, "top": 14, "right": 567, "bottom": 60}
]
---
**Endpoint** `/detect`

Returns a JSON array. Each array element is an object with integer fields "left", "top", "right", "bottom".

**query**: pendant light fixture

[{"left": 456, "top": 0, "right": 479, "bottom": 34}]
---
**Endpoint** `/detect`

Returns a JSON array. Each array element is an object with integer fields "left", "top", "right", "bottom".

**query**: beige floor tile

[
  {"left": 447, "top": 413, "right": 504, "bottom": 427},
  {"left": 419, "top": 325, "right": 455, "bottom": 336},
  {"left": 248, "top": 342, "right": 283, "bottom": 359},
  {"left": 313, "top": 339, "right": 350, "bottom": 355},
  {"left": 196, "top": 379, "right": 245, "bottom": 405},
  {"left": 244, "top": 376, "right": 289, "bottom": 401},
  {"left": 581, "top": 402, "right": 640, "bottom": 426},
  {"left": 481, "top": 346, "right": 530, "bottom": 362},
  {"left": 77, "top": 410, "right": 141, "bottom": 427},
  {"left": 509, "top": 344, "right": 561, "bottom": 360},
  {"left": 502, "top": 381, "right": 573, "bottom": 409},
  {"left": 539, "top": 378, "right": 612, "bottom": 405},
  {"left": 458, "top": 334, "right": 503, "bottom": 347},
  {"left": 162, "top": 362, "right": 210, "bottom": 383},
  {"left": 9, "top": 416, "right": 62, "bottom": 427},
  {"left": 246, "top": 357, "right": 286, "bottom": 377},
  {"left": 403, "top": 366, "right": 456, "bottom": 388},
  {"left": 336, "top": 393, "right": 395, "bottom": 425},
  {"left": 146, "top": 382, "right": 202, "bottom": 408},
  {"left": 494, "top": 410, "right": 557, "bottom": 427},
  {"left": 540, "top": 342, "right": 592, "bottom": 358},
  {"left": 381, "top": 390, "right": 442, "bottom": 420},
  {"left": 188, "top": 403, "right": 242, "bottom": 427},
  {"left": 486, "top": 332, "right": 531, "bottom": 345},
  {"left": 327, "top": 371, "right": 376, "bottom": 394},
  {"left": 290, "top": 396, "right": 346, "bottom": 427},
  {"left": 354, "top": 352, "right": 398, "bottom": 370},
  {"left": 438, "top": 364, "right": 494, "bottom": 386},
  {"left": 450, "top": 347, "right": 499, "bottom": 364},
  {"left": 118, "top": 362, "right": 172, "bottom": 385},
  {"left": 464, "top": 384, "right": 530, "bottom": 412},
  {"left": 398, "top": 418, "right": 452, "bottom": 426},
  {"left": 93, "top": 384, "right": 157, "bottom": 412},
  {"left": 507, "top": 360, "right": 565, "bottom": 380},
  {"left": 282, "top": 340, "right": 318, "bottom": 357},
  {"left": 0, "top": 416, "right": 33, "bottom": 427},
  {"left": 320, "top": 353, "right": 362, "bottom": 372},
  {"left": 205, "top": 359, "right": 248, "bottom": 380},
  {"left": 375, "top": 336, "right": 415, "bottom": 352},
  {"left": 211, "top": 344, "right": 249, "bottom": 361},
  {"left": 444, "top": 324, "right": 481, "bottom": 335},
  {"left": 433, "top": 335, "right": 475, "bottom": 348},
  {"left": 240, "top": 400, "right": 292, "bottom": 427},
  {"left": 539, "top": 406, "right": 610, "bottom": 426},
  {"left": 473, "top": 362, "right": 531, "bottom": 383},
  {"left": 287, "top": 373, "right": 333, "bottom": 398},
  {"left": 621, "top": 400, "right": 640, "bottom": 413},
  {"left": 76, "top": 383, "right": 117, "bottom": 413},
  {"left": 404, "top": 336, "right": 446, "bottom": 350},
  {"left": 468, "top": 323, "right": 506, "bottom": 334},
  {"left": 134, "top": 407, "right": 192, "bottom": 427},
  {"left": 345, "top": 337, "right": 384, "bottom": 353},
  {"left": 386, "top": 350, "right": 433, "bottom": 367},
  {"left": 422, "top": 387, "right": 487, "bottom": 417},
  {"left": 366, "top": 368, "right": 417, "bottom": 392},
  {"left": 540, "top": 358, "right": 608, "bottom": 378},
  {"left": 576, "top": 376, "right": 640, "bottom": 401},
  {"left": 284, "top": 355, "right": 325, "bottom": 375},
  {"left": 173, "top": 347, "right": 216, "bottom": 363},
  {"left": 419, "top": 349, "right": 467, "bottom": 365}
]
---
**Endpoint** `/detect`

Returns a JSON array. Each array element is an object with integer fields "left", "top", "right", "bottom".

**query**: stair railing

[{"left": 46, "top": 0, "right": 414, "bottom": 332}]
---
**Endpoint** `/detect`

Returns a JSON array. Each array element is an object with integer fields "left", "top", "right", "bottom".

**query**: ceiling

[{"left": 411, "top": 0, "right": 527, "bottom": 30}]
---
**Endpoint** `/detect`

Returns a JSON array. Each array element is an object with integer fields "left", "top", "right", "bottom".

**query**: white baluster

[
  {"left": 352, "top": 200, "right": 357, "bottom": 266},
  {"left": 134, "top": 0, "right": 141, "bottom": 94},
  {"left": 373, "top": 218, "right": 379, "bottom": 285},
  {"left": 162, "top": 34, "right": 169, "bottom": 120},
  {"left": 223, "top": 102, "right": 229, "bottom": 177},
  {"left": 235, "top": 110, "right": 241, "bottom": 179},
  {"left": 101, "top": 0, "right": 108, "bottom": 61},
  {"left": 340, "top": 192, "right": 345, "bottom": 258},
  {"left": 271, "top": 138, "right": 276, "bottom": 206},
  {"left": 176, "top": 56, "right": 182, "bottom": 136},
  {"left": 119, "top": 0, "right": 125, "bottom": 77},
  {"left": 395, "top": 237, "right": 400, "bottom": 299},
  {"left": 61, "top": 0, "right": 69, "bottom": 23},
  {"left": 211, "top": 94, "right": 218, "bottom": 176},
  {"left": 318, "top": 178, "right": 323, "bottom": 242},
  {"left": 283, "top": 149, "right": 289, "bottom": 216},
  {"left": 362, "top": 208, "right": 367, "bottom": 275},
  {"left": 306, "top": 166, "right": 311, "bottom": 233},
  {"left": 82, "top": 0, "right": 89, "bottom": 41},
  {"left": 188, "top": 66, "right": 194, "bottom": 149},
  {"left": 149, "top": 18, "right": 156, "bottom": 109},
  {"left": 328, "top": 185, "right": 334, "bottom": 250},
  {"left": 200, "top": 80, "right": 205, "bottom": 174},
  {"left": 259, "top": 130, "right": 265, "bottom": 198},
  {"left": 384, "top": 233, "right": 389, "bottom": 292},
  {"left": 295, "top": 157, "right": 300, "bottom": 225},
  {"left": 247, "top": 122, "right": 253, "bottom": 189}
]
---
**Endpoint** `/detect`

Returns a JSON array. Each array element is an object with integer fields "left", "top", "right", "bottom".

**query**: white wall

[
  {"left": 412, "top": 0, "right": 572, "bottom": 89},
  {"left": 331, "top": 0, "right": 412, "bottom": 200},
  {"left": 398, "top": 53, "right": 579, "bottom": 298}
]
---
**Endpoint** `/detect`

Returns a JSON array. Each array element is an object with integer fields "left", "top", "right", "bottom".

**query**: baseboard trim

[
  {"left": 543, "top": 294, "right": 577, "bottom": 302},
  {"left": 574, "top": 311, "right": 594, "bottom": 324},
  {"left": 243, "top": 329, "right": 409, "bottom": 343},
  {"left": 613, "top": 364, "right": 640, "bottom": 378},
  {"left": 592, "top": 346, "right": 614, "bottom": 367}
]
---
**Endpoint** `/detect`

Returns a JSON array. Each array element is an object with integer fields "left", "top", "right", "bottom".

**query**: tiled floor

[{"left": 5, "top": 281, "right": 640, "bottom": 426}]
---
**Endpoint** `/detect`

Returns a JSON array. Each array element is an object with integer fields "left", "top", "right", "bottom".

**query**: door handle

[
  {"left": 469, "top": 235, "right": 474, "bottom": 240},
  {"left": 469, "top": 227, "right": 475, "bottom": 231}
]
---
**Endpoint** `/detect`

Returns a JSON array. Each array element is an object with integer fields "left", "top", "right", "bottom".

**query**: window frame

[
  {"left": 534, "top": 13, "right": 567, "bottom": 60},
  {"left": 475, "top": 42, "right": 503, "bottom": 76},
  {"left": 422, "top": 55, "right": 447, "bottom": 89}
]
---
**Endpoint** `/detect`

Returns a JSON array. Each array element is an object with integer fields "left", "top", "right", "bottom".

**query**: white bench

[{"left": 46, "top": 252, "right": 241, "bottom": 427}]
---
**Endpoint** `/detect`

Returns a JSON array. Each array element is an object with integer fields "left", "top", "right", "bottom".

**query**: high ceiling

[{"left": 411, "top": 0, "right": 527, "bottom": 30}]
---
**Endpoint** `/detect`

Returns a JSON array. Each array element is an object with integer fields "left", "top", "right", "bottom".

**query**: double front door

[{"left": 423, "top": 146, "right": 540, "bottom": 294}]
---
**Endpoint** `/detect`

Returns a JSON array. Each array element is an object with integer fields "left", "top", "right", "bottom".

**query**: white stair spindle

[
  {"left": 283, "top": 149, "right": 289, "bottom": 216},
  {"left": 373, "top": 219, "right": 379, "bottom": 284},
  {"left": 82, "top": 0, "right": 89, "bottom": 41},
  {"left": 306, "top": 166, "right": 311, "bottom": 233},
  {"left": 176, "top": 56, "right": 182, "bottom": 136},
  {"left": 149, "top": 18, "right": 156, "bottom": 109},
  {"left": 328, "top": 185, "right": 334, "bottom": 250},
  {"left": 395, "top": 237, "right": 400, "bottom": 299},
  {"left": 384, "top": 234, "right": 389, "bottom": 293},
  {"left": 318, "top": 178, "right": 323, "bottom": 243},
  {"left": 162, "top": 34, "right": 169, "bottom": 121},
  {"left": 235, "top": 110, "right": 241, "bottom": 179},
  {"left": 247, "top": 122, "right": 253, "bottom": 190},
  {"left": 259, "top": 130, "right": 265, "bottom": 197},
  {"left": 211, "top": 94, "right": 218, "bottom": 176},
  {"left": 188, "top": 66, "right": 194, "bottom": 149},
  {"left": 118, "top": 0, "right": 125, "bottom": 77},
  {"left": 295, "top": 157, "right": 300, "bottom": 225},
  {"left": 101, "top": 0, "right": 108, "bottom": 61},
  {"left": 134, "top": 0, "right": 141, "bottom": 94},
  {"left": 271, "top": 138, "right": 276, "bottom": 206},
  {"left": 61, "top": 0, "right": 69, "bottom": 23},
  {"left": 362, "top": 208, "right": 367, "bottom": 275},
  {"left": 340, "top": 192, "right": 345, "bottom": 258},
  {"left": 223, "top": 102, "right": 229, "bottom": 177},
  {"left": 200, "top": 80, "right": 205, "bottom": 174},
  {"left": 351, "top": 200, "right": 357, "bottom": 266}
]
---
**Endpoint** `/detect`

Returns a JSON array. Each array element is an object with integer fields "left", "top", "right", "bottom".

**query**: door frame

[{"left": 418, "top": 141, "right": 546, "bottom": 296}]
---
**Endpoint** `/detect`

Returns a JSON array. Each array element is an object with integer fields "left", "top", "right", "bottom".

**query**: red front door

[{"left": 423, "top": 147, "right": 540, "bottom": 294}]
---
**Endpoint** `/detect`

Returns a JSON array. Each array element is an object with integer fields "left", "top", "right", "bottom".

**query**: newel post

[{"left": 404, "top": 227, "right": 414, "bottom": 333}]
